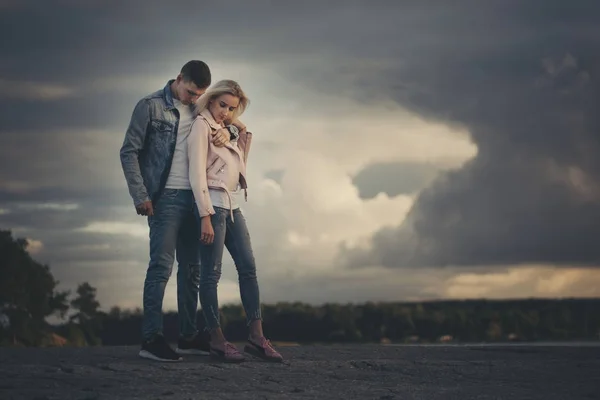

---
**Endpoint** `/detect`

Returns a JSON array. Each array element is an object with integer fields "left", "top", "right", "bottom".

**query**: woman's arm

[{"left": 188, "top": 118, "right": 215, "bottom": 217}]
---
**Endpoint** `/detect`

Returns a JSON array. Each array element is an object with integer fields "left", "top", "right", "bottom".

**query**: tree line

[{"left": 1, "top": 230, "right": 599, "bottom": 347}]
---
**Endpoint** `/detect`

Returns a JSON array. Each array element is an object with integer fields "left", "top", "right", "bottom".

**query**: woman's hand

[{"left": 200, "top": 216, "right": 215, "bottom": 244}]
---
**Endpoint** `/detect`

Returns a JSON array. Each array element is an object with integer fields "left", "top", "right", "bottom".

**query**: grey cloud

[
  {"left": 264, "top": 169, "right": 284, "bottom": 185},
  {"left": 256, "top": 267, "right": 450, "bottom": 305},
  {"left": 0, "top": 79, "right": 74, "bottom": 101},
  {"left": 6, "top": 229, "right": 146, "bottom": 305},
  {"left": 0, "top": 209, "right": 148, "bottom": 310},
  {"left": 35, "top": 231, "right": 148, "bottom": 266},
  {"left": 3, "top": 228, "right": 149, "bottom": 301},
  {"left": 0, "top": 187, "right": 126, "bottom": 205},
  {"left": 0, "top": 129, "right": 127, "bottom": 194},
  {"left": 352, "top": 162, "right": 440, "bottom": 199},
  {"left": 0, "top": 0, "right": 326, "bottom": 83},
  {"left": 0, "top": 1, "right": 344, "bottom": 135},
  {"left": 0, "top": 207, "right": 94, "bottom": 231},
  {"left": 0, "top": 94, "right": 142, "bottom": 133},
  {"left": 0, "top": 203, "right": 138, "bottom": 231},
  {"left": 330, "top": 4, "right": 600, "bottom": 268}
]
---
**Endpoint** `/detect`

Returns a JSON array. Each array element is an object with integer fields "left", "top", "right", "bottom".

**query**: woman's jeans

[{"left": 198, "top": 207, "right": 262, "bottom": 330}]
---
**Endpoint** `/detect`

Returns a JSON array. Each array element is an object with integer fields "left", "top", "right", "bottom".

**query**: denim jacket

[{"left": 120, "top": 80, "right": 191, "bottom": 206}]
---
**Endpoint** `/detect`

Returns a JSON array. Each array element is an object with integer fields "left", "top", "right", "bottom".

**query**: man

[{"left": 120, "top": 60, "right": 231, "bottom": 362}]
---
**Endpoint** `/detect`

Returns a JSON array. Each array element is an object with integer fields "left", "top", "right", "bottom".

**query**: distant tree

[
  {"left": 70, "top": 282, "right": 100, "bottom": 323},
  {"left": 63, "top": 323, "right": 88, "bottom": 347},
  {"left": 69, "top": 282, "right": 102, "bottom": 346},
  {"left": 108, "top": 306, "right": 122, "bottom": 319},
  {"left": 92, "top": 298, "right": 600, "bottom": 346},
  {"left": 0, "top": 230, "right": 70, "bottom": 346}
]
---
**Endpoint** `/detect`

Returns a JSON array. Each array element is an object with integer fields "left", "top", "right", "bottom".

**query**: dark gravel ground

[{"left": 0, "top": 344, "right": 599, "bottom": 400}]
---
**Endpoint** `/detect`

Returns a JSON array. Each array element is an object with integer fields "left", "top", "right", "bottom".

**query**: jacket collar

[
  {"left": 199, "top": 108, "right": 242, "bottom": 153},
  {"left": 199, "top": 108, "right": 223, "bottom": 130},
  {"left": 163, "top": 79, "right": 176, "bottom": 110}
]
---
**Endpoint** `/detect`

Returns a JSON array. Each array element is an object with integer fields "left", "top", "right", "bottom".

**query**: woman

[{"left": 187, "top": 80, "right": 283, "bottom": 363}]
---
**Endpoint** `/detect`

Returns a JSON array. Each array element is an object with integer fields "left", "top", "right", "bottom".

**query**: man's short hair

[{"left": 180, "top": 60, "right": 211, "bottom": 89}]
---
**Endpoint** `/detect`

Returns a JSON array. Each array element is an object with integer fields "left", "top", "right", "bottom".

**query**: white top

[
  {"left": 209, "top": 136, "right": 241, "bottom": 210},
  {"left": 165, "top": 98, "right": 194, "bottom": 189}
]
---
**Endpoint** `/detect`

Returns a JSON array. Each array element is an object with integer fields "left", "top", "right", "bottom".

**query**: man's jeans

[
  {"left": 198, "top": 207, "right": 262, "bottom": 330},
  {"left": 142, "top": 189, "right": 200, "bottom": 341}
]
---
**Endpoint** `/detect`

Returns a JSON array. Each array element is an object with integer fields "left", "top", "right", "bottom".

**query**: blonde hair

[{"left": 194, "top": 79, "right": 250, "bottom": 122}]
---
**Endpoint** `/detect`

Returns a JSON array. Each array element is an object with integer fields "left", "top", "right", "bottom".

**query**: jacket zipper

[{"left": 207, "top": 157, "right": 219, "bottom": 172}]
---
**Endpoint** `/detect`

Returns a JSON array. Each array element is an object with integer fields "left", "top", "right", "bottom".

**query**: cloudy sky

[{"left": 1, "top": 0, "right": 599, "bottom": 311}]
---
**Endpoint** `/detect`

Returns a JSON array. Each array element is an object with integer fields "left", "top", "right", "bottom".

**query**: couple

[{"left": 119, "top": 60, "right": 282, "bottom": 363}]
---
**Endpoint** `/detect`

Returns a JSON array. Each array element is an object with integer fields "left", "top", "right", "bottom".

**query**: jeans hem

[
  {"left": 245, "top": 316, "right": 263, "bottom": 326},
  {"left": 142, "top": 331, "right": 162, "bottom": 342}
]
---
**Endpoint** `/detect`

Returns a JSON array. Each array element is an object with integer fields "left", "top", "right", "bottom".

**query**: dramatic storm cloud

[
  {"left": 1, "top": 1, "right": 599, "bottom": 309},
  {"left": 337, "top": 3, "right": 600, "bottom": 269}
]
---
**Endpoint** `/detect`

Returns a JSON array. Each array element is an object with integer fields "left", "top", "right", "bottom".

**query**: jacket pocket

[
  {"left": 151, "top": 119, "right": 174, "bottom": 133},
  {"left": 207, "top": 157, "right": 226, "bottom": 175}
]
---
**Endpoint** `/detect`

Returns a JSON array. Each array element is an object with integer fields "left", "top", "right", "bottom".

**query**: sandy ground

[{"left": 0, "top": 343, "right": 599, "bottom": 400}]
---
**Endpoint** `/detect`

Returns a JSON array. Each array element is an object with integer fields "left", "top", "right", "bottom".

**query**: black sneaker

[
  {"left": 176, "top": 331, "right": 210, "bottom": 355},
  {"left": 139, "top": 335, "right": 182, "bottom": 362}
]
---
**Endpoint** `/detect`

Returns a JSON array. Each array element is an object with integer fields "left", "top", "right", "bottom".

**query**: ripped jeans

[
  {"left": 198, "top": 207, "right": 262, "bottom": 330},
  {"left": 142, "top": 189, "right": 201, "bottom": 341}
]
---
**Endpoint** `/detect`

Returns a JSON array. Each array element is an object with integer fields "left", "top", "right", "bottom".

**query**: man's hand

[
  {"left": 135, "top": 201, "right": 154, "bottom": 216},
  {"left": 229, "top": 118, "right": 246, "bottom": 132},
  {"left": 212, "top": 128, "right": 230, "bottom": 147}
]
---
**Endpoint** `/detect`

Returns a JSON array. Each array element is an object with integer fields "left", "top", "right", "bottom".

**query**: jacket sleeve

[
  {"left": 188, "top": 118, "right": 215, "bottom": 217},
  {"left": 237, "top": 128, "right": 253, "bottom": 164},
  {"left": 119, "top": 98, "right": 151, "bottom": 206}
]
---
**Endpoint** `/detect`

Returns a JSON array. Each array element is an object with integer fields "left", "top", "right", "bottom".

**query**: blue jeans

[
  {"left": 198, "top": 207, "right": 262, "bottom": 330},
  {"left": 142, "top": 189, "right": 201, "bottom": 341}
]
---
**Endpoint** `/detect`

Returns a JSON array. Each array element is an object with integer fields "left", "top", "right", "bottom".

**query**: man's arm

[
  {"left": 212, "top": 117, "right": 246, "bottom": 148},
  {"left": 230, "top": 118, "right": 246, "bottom": 132},
  {"left": 119, "top": 99, "right": 152, "bottom": 211},
  {"left": 228, "top": 118, "right": 252, "bottom": 163},
  {"left": 237, "top": 128, "right": 252, "bottom": 164}
]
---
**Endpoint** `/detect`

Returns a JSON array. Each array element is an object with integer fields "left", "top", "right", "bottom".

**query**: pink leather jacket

[{"left": 188, "top": 108, "right": 253, "bottom": 220}]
